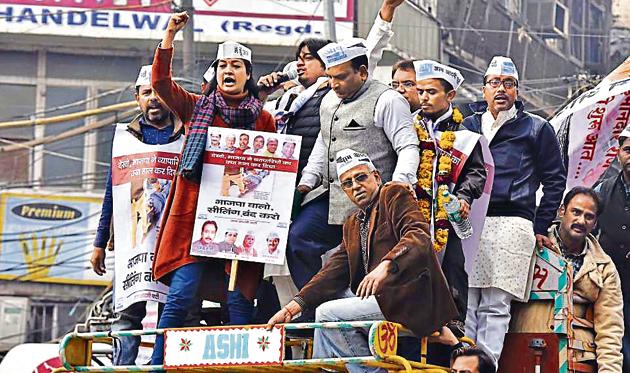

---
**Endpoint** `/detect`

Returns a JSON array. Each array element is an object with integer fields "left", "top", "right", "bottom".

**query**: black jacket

[
  {"left": 286, "top": 84, "right": 331, "bottom": 177},
  {"left": 462, "top": 101, "right": 566, "bottom": 235},
  {"left": 434, "top": 114, "right": 487, "bottom": 205}
]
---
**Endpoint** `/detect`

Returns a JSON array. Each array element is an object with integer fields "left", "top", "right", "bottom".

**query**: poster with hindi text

[{"left": 191, "top": 128, "right": 301, "bottom": 265}]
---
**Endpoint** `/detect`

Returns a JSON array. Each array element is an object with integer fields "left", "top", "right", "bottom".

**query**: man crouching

[{"left": 267, "top": 148, "right": 457, "bottom": 372}]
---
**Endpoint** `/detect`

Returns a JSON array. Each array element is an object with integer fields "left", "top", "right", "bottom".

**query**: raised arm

[
  {"left": 152, "top": 12, "right": 200, "bottom": 126},
  {"left": 365, "top": 0, "right": 404, "bottom": 76}
]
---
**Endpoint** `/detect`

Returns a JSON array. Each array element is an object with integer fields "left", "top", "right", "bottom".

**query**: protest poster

[
  {"left": 551, "top": 57, "right": 630, "bottom": 189},
  {"left": 111, "top": 123, "right": 183, "bottom": 312},
  {"left": 190, "top": 128, "right": 301, "bottom": 265}
]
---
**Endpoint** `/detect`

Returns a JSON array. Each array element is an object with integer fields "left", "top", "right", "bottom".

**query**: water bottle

[{"left": 441, "top": 190, "right": 473, "bottom": 240}]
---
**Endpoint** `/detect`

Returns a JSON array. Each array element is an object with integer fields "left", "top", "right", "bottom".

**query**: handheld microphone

[{"left": 257, "top": 67, "right": 299, "bottom": 93}]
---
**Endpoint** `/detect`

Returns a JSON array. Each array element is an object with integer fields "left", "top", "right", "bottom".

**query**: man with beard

[
  {"left": 595, "top": 124, "right": 630, "bottom": 369},
  {"left": 510, "top": 187, "right": 623, "bottom": 372},
  {"left": 462, "top": 56, "right": 566, "bottom": 365},
  {"left": 89, "top": 65, "right": 183, "bottom": 365}
]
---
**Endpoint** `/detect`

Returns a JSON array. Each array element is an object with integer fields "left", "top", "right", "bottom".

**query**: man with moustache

[
  {"left": 510, "top": 187, "right": 623, "bottom": 372},
  {"left": 595, "top": 124, "right": 630, "bottom": 369},
  {"left": 208, "top": 132, "right": 222, "bottom": 150},
  {"left": 89, "top": 65, "right": 184, "bottom": 365},
  {"left": 262, "top": 137, "right": 279, "bottom": 157},
  {"left": 462, "top": 56, "right": 566, "bottom": 364},
  {"left": 267, "top": 149, "right": 456, "bottom": 373},
  {"left": 191, "top": 220, "right": 219, "bottom": 255}
]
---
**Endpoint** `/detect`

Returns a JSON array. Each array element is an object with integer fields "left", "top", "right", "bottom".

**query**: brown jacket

[
  {"left": 298, "top": 184, "right": 458, "bottom": 337},
  {"left": 510, "top": 223, "right": 624, "bottom": 372}
]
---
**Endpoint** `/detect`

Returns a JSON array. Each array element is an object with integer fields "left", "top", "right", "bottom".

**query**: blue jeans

[
  {"left": 286, "top": 197, "right": 343, "bottom": 289},
  {"left": 313, "top": 290, "right": 385, "bottom": 373},
  {"left": 149, "top": 262, "right": 254, "bottom": 365},
  {"left": 112, "top": 301, "right": 146, "bottom": 365}
]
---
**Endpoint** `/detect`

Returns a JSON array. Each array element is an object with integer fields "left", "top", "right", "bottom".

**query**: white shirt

[
  {"left": 481, "top": 104, "right": 517, "bottom": 143},
  {"left": 299, "top": 90, "right": 419, "bottom": 188}
]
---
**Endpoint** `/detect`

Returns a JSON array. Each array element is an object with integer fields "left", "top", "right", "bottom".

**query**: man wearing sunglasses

[
  {"left": 267, "top": 149, "right": 457, "bottom": 372},
  {"left": 462, "top": 56, "right": 566, "bottom": 365}
]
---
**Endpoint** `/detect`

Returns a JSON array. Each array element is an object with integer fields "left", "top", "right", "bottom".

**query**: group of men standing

[{"left": 89, "top": 0, "right": 629, "bottom": 371}]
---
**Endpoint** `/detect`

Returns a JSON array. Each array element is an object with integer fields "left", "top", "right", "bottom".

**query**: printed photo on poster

[{"left": 191, "top": 127, "right": 301, "bottom": 265}]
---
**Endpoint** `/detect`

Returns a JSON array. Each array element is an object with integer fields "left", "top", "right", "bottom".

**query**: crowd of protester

[{"left": 89, "top": 0, "right": 629, "bottom": 371}]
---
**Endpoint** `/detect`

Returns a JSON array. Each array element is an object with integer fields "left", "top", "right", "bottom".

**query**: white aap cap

[
  {"left": 413, "top": 60, "right": 464, "bottom": 90},
  {"left": 485, "top": 56, "right": 519, "bottom": 81},
  {"left": 135, "top": 65, "right": 152, "bottom": 87},
  {"left": 267, "top": 232, "right": 279, "bottom": 240},
  {"left": 318, "top": 38, "right": 368, "bottom": 69},
  {"left": 335, "top": 148, "right": 375, "bottom": 179},
  {"left": 225, "top": 227, "right": 238, "bottom": 234},
  {"left": 620, "top": 124, "right": 630, "bottom": 144},
  {"left": 211, "top": 41, "right": 252, "bottom": 67}
]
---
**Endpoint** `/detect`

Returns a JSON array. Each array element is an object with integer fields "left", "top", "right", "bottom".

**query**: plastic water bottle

[{"left": 442, "top": 190, "right": 473, "bottom": 240}]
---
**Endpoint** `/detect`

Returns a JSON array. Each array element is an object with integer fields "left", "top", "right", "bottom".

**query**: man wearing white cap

[
  {"left": 286, "top": 34, "right": 419, "bottom": 298},
  {"left": 89, "top": 65, "right": 183, "bottom": 365},
  {"left": 267, "top": 149, "right": 457, "bottom": 372},
  {"left": 595, "top": 124, "right": 630, "bottom": 369},
  {"left": 462, "top": 56, "right": 566, "bottom": 364},
  {"left": 411, "top": 60, "right": 488, "bottom": 342}
]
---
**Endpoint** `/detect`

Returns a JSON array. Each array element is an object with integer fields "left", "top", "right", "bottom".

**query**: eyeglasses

[
  {"left": 391, "top": 81, "right": 416, "bottom": 90},
  {"left": 485, "top": 78, "right": 517, "bottom": 89},
  {"left": 340, "top": 172, "right": 372, "bottom": 190}
]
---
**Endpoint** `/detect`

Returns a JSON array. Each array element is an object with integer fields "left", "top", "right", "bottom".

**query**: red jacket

[{"left": 151, "top": 46, "right": 275, "bottom": 301}]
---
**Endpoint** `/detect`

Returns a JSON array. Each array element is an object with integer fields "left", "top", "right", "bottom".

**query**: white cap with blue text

[
  {"left": 318, "top": 38, "right": 368, "bottom": 69},
  {"left": 484, "top": 56, "right": 519, "bottom": 81},
  {"left": 135, "top": 65, "right": 152, "bottom": 87},
  {"left": 413, "top": 60, "right": 464, "bottom": 90},
  {"left": 212, "top": 41, "right": 252, "bottom": 66},
  {"left": 335, "top": 148, "right": 375, "bottom": 179}
]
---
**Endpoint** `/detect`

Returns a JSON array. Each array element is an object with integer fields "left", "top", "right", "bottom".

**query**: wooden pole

[{"left": 228, "top": 259, "right": 239, "bottom": 291}]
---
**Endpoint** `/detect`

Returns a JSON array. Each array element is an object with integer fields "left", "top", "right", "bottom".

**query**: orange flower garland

[{"left": 413, "top": 108, "right": 464, "bottom": 252}]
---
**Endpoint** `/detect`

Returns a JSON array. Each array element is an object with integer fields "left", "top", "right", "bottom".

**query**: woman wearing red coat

[{"left": 149, "top": 12, "right": 275, "bottom": 365}]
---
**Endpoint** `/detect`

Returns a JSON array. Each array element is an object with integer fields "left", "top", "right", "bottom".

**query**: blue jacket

[{"left": 462, "top": 101, "right": 566, "bottom": 235}]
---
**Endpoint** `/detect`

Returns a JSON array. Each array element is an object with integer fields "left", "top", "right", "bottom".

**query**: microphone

[{"left": 257, "top": 67, "right": 299, "bottom": 93}]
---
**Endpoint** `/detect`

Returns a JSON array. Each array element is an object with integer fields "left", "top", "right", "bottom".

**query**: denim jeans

[
  {"left": 286, "top": 197, "right": 343, "bottom": 289},
  {"left": 313, "top": 290, "right": 386, "bottom": 373},
  {"left": 149, "top": 262, "right": 255, "bottom": 365},
  {"left": 112, "top": 301, "right": 146, "bottom": 365}
]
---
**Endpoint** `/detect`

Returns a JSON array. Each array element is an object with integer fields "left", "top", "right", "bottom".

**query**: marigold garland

[{"left": 414, "top": 108, "right": 463, "bottom": 252}]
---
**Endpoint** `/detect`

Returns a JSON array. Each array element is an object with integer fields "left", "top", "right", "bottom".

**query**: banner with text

[
  {"left": 191, "top": 128, "right": 301, "bottom": 265},
  {"left": 551, "top": 57, "right": 630, "bottom": 189},
  {"left": 111, "top": 123, "right": 184, "bottom": 312},
  {"left": 0, "top": 0, "right": 354, "bottom": 47}
]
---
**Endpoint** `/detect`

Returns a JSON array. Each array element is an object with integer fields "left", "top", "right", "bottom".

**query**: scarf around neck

[{"left": 179, "top": 89, "right": 263, "bottom": 182}]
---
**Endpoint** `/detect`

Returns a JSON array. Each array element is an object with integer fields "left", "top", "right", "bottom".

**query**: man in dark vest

[{"left": 595, "top": 124, "right": 630, "bottom": 370}]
